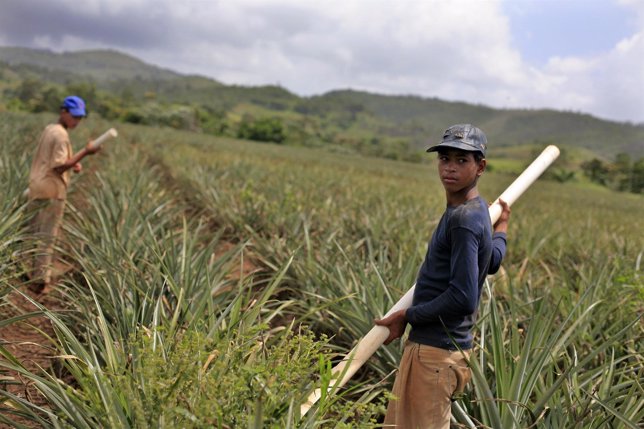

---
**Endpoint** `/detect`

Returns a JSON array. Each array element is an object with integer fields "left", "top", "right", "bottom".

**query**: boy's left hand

[
  {"left": 73, "top": 163, "right": 82, "bottom": 173},
  {"left": 374, "top": 309, "right": 407, "bottom": 345}
]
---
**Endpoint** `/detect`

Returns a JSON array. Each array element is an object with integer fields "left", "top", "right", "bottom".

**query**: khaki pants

[
  {"left": 383, "top": 341, "right": 471, "bottom": 429},
  {"left": 28, "top": 199, "right": 65, "bottom": 285}
]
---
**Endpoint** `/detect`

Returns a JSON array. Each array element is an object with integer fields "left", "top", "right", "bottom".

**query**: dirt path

[{"left": 0, "top": 279, "right": 67, "bottom": 429}]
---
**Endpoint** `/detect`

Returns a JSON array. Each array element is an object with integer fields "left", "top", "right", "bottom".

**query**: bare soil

[{"left": 0, "top": 274, "right": 67, "bottom": 429}]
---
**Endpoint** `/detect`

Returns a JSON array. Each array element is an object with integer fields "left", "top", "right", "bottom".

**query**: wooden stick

[{"left": 300, "top": 145, "right": 560, "bottom": 416}]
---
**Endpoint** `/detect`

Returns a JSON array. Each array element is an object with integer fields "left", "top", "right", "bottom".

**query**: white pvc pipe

[
  {"left": 300, "top": 145, "right": 560, "bottom": 416},
  {"left": 88, "top": 128, "right": 118, "bottom": 150},
  {"left": 487, "top": 145, "right": 560, "bottom": 224}
]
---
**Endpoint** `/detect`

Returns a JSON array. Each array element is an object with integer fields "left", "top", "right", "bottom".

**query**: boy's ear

[{"left": 477, "top": 158, "right": 487, "bottom": 176}]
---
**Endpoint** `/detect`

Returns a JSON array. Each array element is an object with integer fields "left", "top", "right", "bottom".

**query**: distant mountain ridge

[
  {"left": 1, "top": 46, "right": 643, "bottom": 159},
  {"left": 0, "top": 46, "right": 185, "bottom": 81}
]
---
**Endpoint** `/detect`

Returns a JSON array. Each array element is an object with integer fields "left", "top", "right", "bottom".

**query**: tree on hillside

[
  {"left": 5, "top": 78, "right": 61, "bottom": 113},
  {"left": 632, "top": 158, "right": 644, "bottom": 193},
  {"left": 581, "top": 154, "right": 644, "bottom": 194},
  {"left": 237, "top": 116, "right": 286, "bottom": 144},
  {"left": 581, "top": 158, "right": 611, "bottom": 186},
  {"left": 15, "top": 78, "right": 43, "bottom": 104},
  {"left": 196, "top": 106, "right": 229, "bottom": 136},
  {"left": 65, "top": 82, "right": 98, "bottom": 109},
  {"left": 613, "top": 153, "right": 633, "bottom": 192}
]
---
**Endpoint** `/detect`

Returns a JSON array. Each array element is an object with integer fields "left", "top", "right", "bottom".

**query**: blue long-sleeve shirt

[{"left": 406, "top": 196, "right": 506, "bottom": 350}]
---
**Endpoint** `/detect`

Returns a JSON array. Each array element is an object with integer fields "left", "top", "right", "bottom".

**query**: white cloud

[
  {"left": 0, "top": 0, "right": 642, "bottom": 123},
  {"left": 536, "top": 15, "right": 644, "bottom": 122}
]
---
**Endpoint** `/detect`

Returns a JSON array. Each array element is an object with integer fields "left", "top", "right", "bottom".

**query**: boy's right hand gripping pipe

[{"left": 300, "top": 145, "right": 560, "bottom": 416}]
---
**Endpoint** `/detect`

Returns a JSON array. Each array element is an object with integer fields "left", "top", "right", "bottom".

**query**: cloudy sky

[{"left": 1, "top": 0, "right": 643, "bottom": 124}]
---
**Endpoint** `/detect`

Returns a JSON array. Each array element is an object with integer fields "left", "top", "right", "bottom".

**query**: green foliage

[
  {"left": 550, "top": 168, "right": 576, "bottom": 183},
  {"left": 3, "top": 77, "right": 62, "bottom": 113},
  {"left": 196, "top": 105, "right": 229, "bottom": 136},
  {"left": 119, "top": 103, "right": 198, "bottom": 130},
  {"left": 581, "top": 158, "right": 611, "bottom": 185},
  {"left": 581, "top": 154, "right": 644, "bottom": 193},
  {"left": 0, "top": 114, "right": 384, "bottom": 427},
  {"left": 463, "top": 274, "right": 643, "bottom": 429},
  {"left": 140, "top": 124, "right": 643, "bottom": 428},
  {"left": 0, "top": 111, "right": 642, "bottom": 428},
  {"left": 632, "top": 157, "right": 644, "bottom": 193},
  {"left": 0, "top": 115, "right": 33, "bottom": 284},
  {"left": 237, "top": 116, "right": 287, "bottom": 143},
  {"left": 115, "top": 328, "right": 340, "bottom": 428}
]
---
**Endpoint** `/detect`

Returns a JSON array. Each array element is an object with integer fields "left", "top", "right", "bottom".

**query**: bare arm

[{"left": 53, "top": 143, "right": 101, "bottom": 175}]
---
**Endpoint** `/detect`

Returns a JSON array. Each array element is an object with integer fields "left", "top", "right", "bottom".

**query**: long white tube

[
  {"left": 88, "top": 127, "right": 118, "bottom": 150},
  {"left": 300, "top": 145, "right": 560, "bottom": 416},
  {"left": 487, "top": 145, "right": 560, "bottom": 224}
]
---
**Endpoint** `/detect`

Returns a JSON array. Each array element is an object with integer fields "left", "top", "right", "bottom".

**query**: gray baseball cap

[{"left": 426, "top": 124, "right": 487, "bottom": 156}]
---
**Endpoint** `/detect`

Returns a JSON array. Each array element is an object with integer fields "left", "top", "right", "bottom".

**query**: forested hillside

[{"left": 1, "top": 46, "right": 643, "bottom": 193}]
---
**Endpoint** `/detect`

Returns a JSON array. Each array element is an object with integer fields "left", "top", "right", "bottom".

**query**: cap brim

[
  {"left": 68, "top": 109, "right": 86, "bottom": 117},
  {"left": 426, "top": 141, "right": 484, "bottom": 154}
]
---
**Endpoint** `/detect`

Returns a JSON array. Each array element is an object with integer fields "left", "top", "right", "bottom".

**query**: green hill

[
  {"left": 0, "top": 46, "right": 183, "bottom": 81},
  {"left": 300, "top": 90, "right": 644, "bottom": 157},
  {"left": 1, "top": 46, "right": 643, "bottom": 160}
]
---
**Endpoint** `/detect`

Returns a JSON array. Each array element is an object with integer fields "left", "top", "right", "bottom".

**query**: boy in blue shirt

[{"left": 375, "top": 124, "right": 510, "bottom": 428}]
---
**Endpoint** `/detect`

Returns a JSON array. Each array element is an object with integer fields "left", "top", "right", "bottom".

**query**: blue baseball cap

[
  {"left": 61, "top": 95, "right": 87, "bottom": 117},
  {"left": 426, "top": 124, "right": 487, "bottom": 156}
]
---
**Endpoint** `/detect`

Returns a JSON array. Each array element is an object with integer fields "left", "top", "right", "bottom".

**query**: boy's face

[
  {"left": 59, "top": 109, "right": 83, "bottom": 130},
  {"left": 436, "top": 149, "right": 486, "bottom": 194}
]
